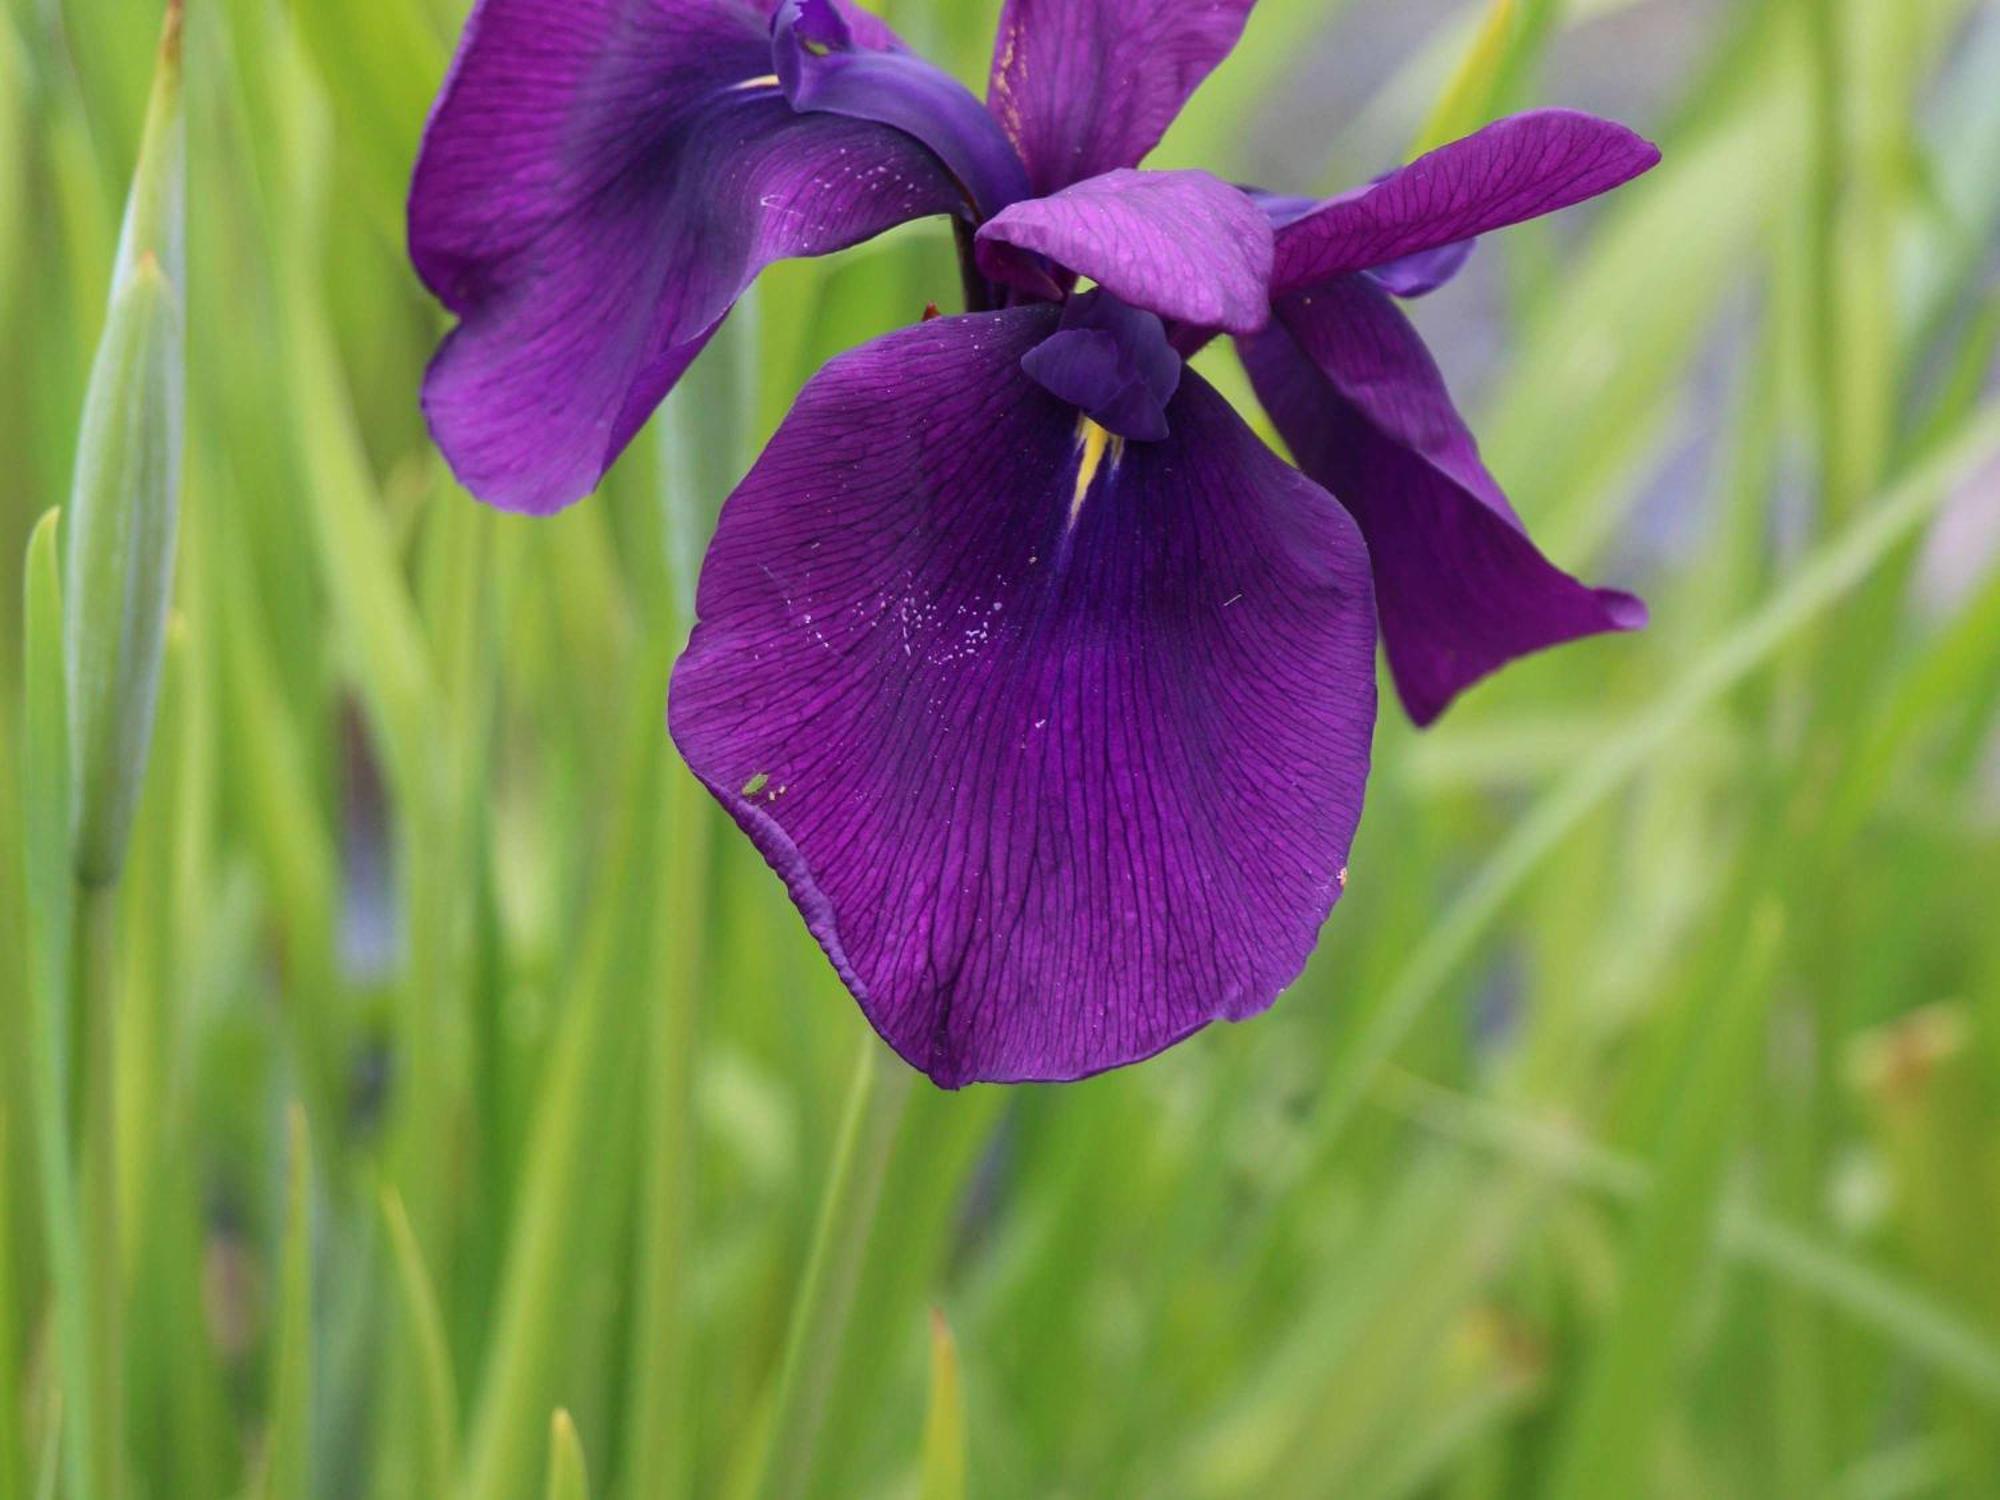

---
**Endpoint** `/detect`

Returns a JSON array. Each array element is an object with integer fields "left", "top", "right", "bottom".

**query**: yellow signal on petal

[{"left": 1069, "top": 416, "right": 1123, "bottom": 530}]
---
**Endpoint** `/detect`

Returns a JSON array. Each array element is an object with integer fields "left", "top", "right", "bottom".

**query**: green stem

[
  {"left": 619, "top": 767, "right": 711, "bottom": 1500},
  {"left": 754, "top": 1041, "right": 913, "bottom": 1500},
  {"left": 74, "top": 879, "right": 122, "bottom": 1500}
]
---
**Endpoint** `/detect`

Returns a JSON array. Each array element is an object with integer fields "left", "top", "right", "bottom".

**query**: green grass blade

[
  {"left": 21, "top": 508, "right": 91, "bottom": 1500},
  {"left": 543, "top": 1411, "right": 590, "bottom": 1500},
  {"left": 1544, "top": 904, "right": 1786, "bottom": 1499},
  {"left": 382, "top": 1186, "right": 461, "bottom": 1500},
  {"left": 1411, "top": 0, "right": 1562, "bottom": 153},
  {"left": 0, "top": 1113, "right": 20, "bottom": 1500},
  {"left": 1302, "top": 400, "right": 2000, "bottom": 1157},
  {"left": 748, "top": 1040, "right": 914, "bottom": 1500},
  {"left": 458, "top": 648, "right": 671, "bottom": 1500},
  {"left": 30, "top": 1401, "right": 57, "bottom": 1500},
  {"left": 918, "top": 1310, "right": 967, "bottom": 1500},
  {"left": 1378, "top": 1073, "right": 2000, "bottom": 1402},
  {"left": 264, "top": 1106, "right": 313, "bottom": 1500}
]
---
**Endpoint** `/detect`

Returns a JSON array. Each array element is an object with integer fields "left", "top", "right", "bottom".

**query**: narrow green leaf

[
  {"left": 76, "top": 881, "right": 124, "bottom": 1500},
  {"left": 1488, "top": 71, "right": 1806, "bottom": 558},
  {"left": 544, "top": 1412, "right": 590, "bottom": 1500},
  {"left": 1729, "top": 1219, "right": 2000, "bottom": 1405},
  {"left": 1187, "top": 1156, "right": 1540, "bottom": 1496},
  {"left": 459, "top": 648, "right": 671, "bottom": 1500},
  {"left": 381, "top": 1186, "right": 460, "bottom": 1500},
  {"left": 1379, "top": 1072, "right": 2000, "bottom": 1402},
  {"left": 30, "top": 1401, "right": 57, "bottom": 1500},
  {"left": 0, "top": 1113, "right": 21, "bottom": 1500},
  {"left": 748, "top": 1039, "right": 914, "bottom": 1500},
  {"left": 264, "top": 1106, "right": 313, "bottom": 1500},
  {"left": 1544, "top": 904, "right": 1787, "bottom": 1500},
  {"left": 918, "top": 1310, "right": 967, "bottom": 1500},
  {"left": 1301, "top": 400, "right": 2000, "bottom": 1156},
  {"left": 62, "top": 0, "right": 184, "bottom": 888},
  {"left": 1410, "top": 0, "right": 1563, "bottom": 154},
  {"left": 619, "top": 767, "right": 712, "bottom": 1500},
  {"left": 21, "top": 509, "right": 92, "bottom": 1500},
  {"left": 1822, "top": 556, "right": 2000, "bottom": 845}
]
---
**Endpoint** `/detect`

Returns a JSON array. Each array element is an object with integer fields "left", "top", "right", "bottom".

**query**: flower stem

[
  {"left": 74, "top": 878, "right": 123, "bottom": 1500},
  {"left": 754, "top": 1041, "right": 912, "bottom": 1500},
  {"left": 952, "top": 218, "right": 992, "bottom": 313}
]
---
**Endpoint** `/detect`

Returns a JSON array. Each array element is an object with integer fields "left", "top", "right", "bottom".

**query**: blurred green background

[{"left": 6, "top": 0, "right": 2000, "bottom": 1497}]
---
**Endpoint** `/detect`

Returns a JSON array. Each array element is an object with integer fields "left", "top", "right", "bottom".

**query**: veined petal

[
  {"left": 410, "top": 0, "right": 962, "bottom": 515},
  {"left": 671, "top": 307, "right": 1376, "bottom": 1086},
  {"left": 988, "top": 0, "right": 1258, "bottom": 195},
  {"left": 761, "top": 0, "right": 906, "bottom": 52},
  {"left": 1240, "top": 276, "right": 1644, "bottom": 726},
  {"left": 1269, "top": 110, "right": 1660, "bottom": 297},
  {"left": 977, "top": 168, "right": 1273, "bottom": 334},
  {"left": 773, "top": 0, "right": 1030, "bottom": 217},
  {"left": 1252, "top": 185, "right": 1476, "bottom": 298},
  {"left": 1019, "top": 290, "right": 1181, "bottom": 442}
]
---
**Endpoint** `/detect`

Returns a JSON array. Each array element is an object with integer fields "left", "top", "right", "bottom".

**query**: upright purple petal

[
  {"left": 410, "top": 0, "right": 963, "bottom": 515},
  {"left": 977, "top": 168, "right": 1273, "bottom": 334},
  {"left": 761, "top": 0, "right": 907, "bottom": 52},
  {"left": 1240, "top": 276, "right": 1644, "bottom": 725},
  {"left": 773, "top": 0, "right": 1030, "bottom": 216},
  {"left": 987, "top": 0, "right": 1259, "bottom": 195},
  {"left": 1019, "top": 290, "right": 1182, "bottom": 441},
  {"left": 671, "top": 308, "right": 1376, "bottom": 1086},
  {"left": 1270, "top": 110, "right": 1660, "bottom": 297}
]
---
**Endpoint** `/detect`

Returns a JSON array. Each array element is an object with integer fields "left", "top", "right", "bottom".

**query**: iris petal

[
  {"left": 410, "top": 0, "right": 963, "bottom": 515},
  {"left": 773, "top": 0, "right": 1031, "bottom": 217},
  {"left": 987, "top": 0, "right": 1259, "bottom": 195},
  {"left": 1239, "top": 276, "right": 1644, "bottom": 726},
  {"left": 671, "top": 307, "right": 1377, "bottom": 1086},
  {"left": 977, "top": 168, "right": 1274, "bottom": 335},
  {"left": 1020, "top": 290, "right": 1182, "bottom": 442},
  {"left": 1269, "top": 110, "right": 1661, "bottom": 298},
  {"left": 1366, "top": 239, "right": 1477, "bottom": 298}
]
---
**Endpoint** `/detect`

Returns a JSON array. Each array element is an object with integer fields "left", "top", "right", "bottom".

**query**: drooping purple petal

[
  {"left": 1269, "top": 110, "right": 1660, "bottom": 297},
  {"left": 773, "top": 0, "right": 1030, "bottom": 216},
  {"left": 987, "top": 0, "right": 1259, "bottom": 195},
  {"left": 410, "top": 0, "right": 963, "bottom": 515},
  {"left": 671, "top": 307, "right": 1376, "bottom": 1086},
  {"left": 1020, "top": 289, "right": 1182, "bottom": 441},
  {"left": 1239, "top": 276, "right": 1644, "bottom": 725},
  {"left": 1252, "top": 183, "right": 1476, "bottom": 298},
  {"left": 977, "top": 169, "right": 1272, "bottom": 334},
  {"left": 1366, "top": 239, "right": 1477, "bottom": 298}
]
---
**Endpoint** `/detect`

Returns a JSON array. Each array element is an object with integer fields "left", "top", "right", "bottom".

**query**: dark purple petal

[
  {"left": 987, "top": 0, "right": 1259, "bottom": 195},
  {"left": 410, "top": 0, "right": 963, "bottom": 515},
  {"left": 748, "top": 0, "right": 909, "bottom": 48},
  {"left": 1253, "top": 185, "right": 1474, "bottom": 297},
  {"left": 1020, "top": 290, "right": 1182, "bottom": 441},
  {"left": 1239, "top": 276, "right": 1644, "bottom": 726},
  {"left": 1366, "top": 238, "right": 1476, "bottom": 298},
  {"left": 1269, "top": 109, "right": 1661, "bottom": 297},
  {"left": 773, "top": 0, "right": 1030, "bottom": 216},
  {"left": 671, "top": 307, "right": 1376, "bottom": 1086},
  {"left": 977, "top": 169, "right": 1273, "bottom": 334}
]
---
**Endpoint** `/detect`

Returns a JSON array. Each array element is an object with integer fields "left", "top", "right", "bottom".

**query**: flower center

[
  {"left": 1069, "top": 414, "right": 1124, "bottom": 529},
  {"left": 1021, "top": 290, "right": 1183, "bottom": 444}
]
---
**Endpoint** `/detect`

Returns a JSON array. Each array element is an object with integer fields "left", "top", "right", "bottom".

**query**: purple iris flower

[{"left": 409, "top": 0, "right": 1659, "bottom": 1086}]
